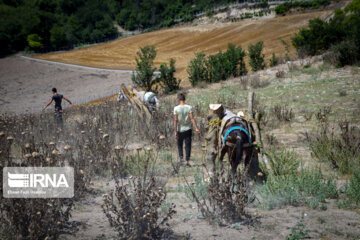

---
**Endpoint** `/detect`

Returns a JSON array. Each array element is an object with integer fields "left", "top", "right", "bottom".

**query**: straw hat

[
  {"left": 209, "top": 104, "right": 225, "bottom": 117},
  {"left": 209, "top": 104, "right": 222, "bottom": 111}
]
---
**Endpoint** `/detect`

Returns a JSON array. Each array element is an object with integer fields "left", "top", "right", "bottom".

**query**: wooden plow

[{"left": 120, "top": 84, "right": 152, "bottom": 120}]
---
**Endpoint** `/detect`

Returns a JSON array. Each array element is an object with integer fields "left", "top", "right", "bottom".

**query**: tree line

[
  {"left": 292, "top": 0, "right": 360, "bottom": 67},
  {"left": 0, "top": 0, "right": 121, "bottom": 56},
  {"left": 131, "top": 41, "right": 268, "bottom": 92},
  {"left": 0, "top": 0, "right": 239, "bottom": 57}
]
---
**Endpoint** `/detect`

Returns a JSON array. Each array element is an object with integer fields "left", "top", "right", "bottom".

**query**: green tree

[
  {"left": 225, "top": 43, "right": 247, "bottom": 77},
  {"left": 206, "top": 52, "right": 226, "bottom": 83},
  {"left": 27, "top": 33, "right": 42, "bottom": 50},
  {"left": 187, "top": 52, "right": 208, "bottom": 86},
  {"left": 158, "top": 58, "right": 181, "bottom": 93},
  {"left": 248, "top": 41, "right": 266, "bottom": 72},
  {"left": 132, "top": 45, "right": 158, "bottom": 91},
  {"left": 275, "top": 5, "right": 288, "bottom": 15},
  {"left": 345, "top": 0, "right": 360, "bottom": 14},
  {"left": 50, "top": 25, "right": 66, "bottom": 48}
]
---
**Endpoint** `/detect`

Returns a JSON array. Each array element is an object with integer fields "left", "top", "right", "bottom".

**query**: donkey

[{"left": 218, "top": 119, "right": 255, "bottom": 185}]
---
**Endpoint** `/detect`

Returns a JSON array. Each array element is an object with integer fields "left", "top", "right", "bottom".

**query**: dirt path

[
  {"left": 20, "top": 56, "right": 136, "bottom": 73},
  {"left": 59, "top": 176, "right": 360, "bottom": 240},
  {"left": 0, "top": 56, "right": 131, "bottom": 114}
]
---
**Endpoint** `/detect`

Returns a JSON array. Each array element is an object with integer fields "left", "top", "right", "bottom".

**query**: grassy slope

[{"left": 186, "top": 65, "right": 360, "bottom": 121}]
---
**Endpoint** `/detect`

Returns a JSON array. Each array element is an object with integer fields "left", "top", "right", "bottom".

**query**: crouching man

[{"left": 143, "top": 91, "right": 159, "bottom": 112}]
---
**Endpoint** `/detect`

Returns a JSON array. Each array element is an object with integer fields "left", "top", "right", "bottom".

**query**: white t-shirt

[{"left": 174, "top": 104, "right": 193, "bottom": 132}]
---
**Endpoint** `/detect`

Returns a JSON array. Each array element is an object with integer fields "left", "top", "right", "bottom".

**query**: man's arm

[
  {"left": 63, "top": 96, "right": 73, "bottom": 105},
  {"left": 189, "top": 113, "right": 200, "bottom": 134},
  {"left": 174, "top": 114, "right": 178, "bottom": 139},
  {"left": 43, "top": 99, "right": 53, "bottom": 111}
]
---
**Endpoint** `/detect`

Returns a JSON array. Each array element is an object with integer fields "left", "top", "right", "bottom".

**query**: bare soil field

[
  {"left": 35, "top": 11, "right": 332, "bottom": 85},
  {"left": 0, "top": 56, "right": 131, "bottom": 114}
]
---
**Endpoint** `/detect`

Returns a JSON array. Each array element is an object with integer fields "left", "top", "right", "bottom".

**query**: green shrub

[
  {"left": 131, "top": 45, "right": 158, "bottom": 91},
  {"left": 187, "top": 52, "right": 208, "bottom": 86},
  {"left": 324, "top": 40, "right": 359, "bottom": 67},
  {"left": 344, "top": 168, "right": 360, "bottom": 207},
  {"left": 27, "top": 34, "right": 43, "bottom": 50},
  {"left": 248, "top": 41, "right": 266, "bottom": 72},
  {"left": 158, "top": 58, "right": 181, "bottom": 93},
  {"left": 183, "top": 170, "right": 208, "bottom": 201},
  {"left": 309, "top": 136, "right": 359, "bottom": 174},
  {"left": 307, "top": 122, "right": 360, "bottom": 175},
  {"left": 187, "top": 43, "right": 247, "bottom": 86},
  {"left": 275, "top": 5, "right": 288, "bottom": 15},
  {"left": 256, "top": 169, "right": 338, "bottom": 210},
  {"left": 286, "top": 216, "right": 310, "bottom": 240},
  {"left": 269, "top": 53, "right": 279, "bottom": 67},
  {"left": 275, "top": 0, "right": 332, "bottom": 15},
  {"left": 263, "top": 148, "right": 300, "bottom": 176}
]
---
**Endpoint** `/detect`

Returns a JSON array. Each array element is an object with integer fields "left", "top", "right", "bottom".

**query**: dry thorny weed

[
  {"left": 102, "top": 153, "right": 176, "bottom": 240},
  {"left": 0, "top": 99, "right": 185, "bottom": 239},
  {"left": 183, "top": 167, "right": 253, "bottom": 227},
  {"left": 0, "top": 132, "right": 76, "bottom": 239}
]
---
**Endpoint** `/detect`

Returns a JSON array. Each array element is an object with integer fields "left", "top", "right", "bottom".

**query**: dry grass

[{"left": 35, "top": 11, "right": 332, "bottom": 86}]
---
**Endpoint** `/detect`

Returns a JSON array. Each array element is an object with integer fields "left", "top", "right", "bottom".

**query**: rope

[{"left": 208, "top": 118, "right": 222, "bottom": 128}]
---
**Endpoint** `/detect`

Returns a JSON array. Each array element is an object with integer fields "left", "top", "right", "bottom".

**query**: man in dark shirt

[{"left": 43, "top": 88, "right": 73, "bottom": 127}]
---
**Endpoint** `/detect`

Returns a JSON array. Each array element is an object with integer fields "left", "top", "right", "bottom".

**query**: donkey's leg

[
  {"left": 232, "top": 136, "right": 244, "bottom": 191},
  {"left": 219, "top": 147, "right": 227, "bottom": 175},
  {"left": 230, "top": 155, "right": 238, "bottom": 192}
]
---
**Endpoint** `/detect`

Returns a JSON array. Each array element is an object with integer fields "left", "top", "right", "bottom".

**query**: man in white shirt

[{"left": 173, "top": 93, "right": 200, "bottom": 166}]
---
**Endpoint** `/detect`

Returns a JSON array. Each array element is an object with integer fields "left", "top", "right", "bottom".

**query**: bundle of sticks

[{"left": 120, "top": 84, "right": 152, "bottom": 120}]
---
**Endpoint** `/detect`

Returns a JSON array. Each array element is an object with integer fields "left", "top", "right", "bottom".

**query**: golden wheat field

[{"left": 36, "top": 11, "right": 331, "bottom": 86}]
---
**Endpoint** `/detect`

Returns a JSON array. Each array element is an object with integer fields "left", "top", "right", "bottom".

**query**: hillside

[
  {"left": 35, "top": 11, "right": 332, "bottom": 86},
  {"left": 1, "top": 58, "right": 359, "bottom": 239}
]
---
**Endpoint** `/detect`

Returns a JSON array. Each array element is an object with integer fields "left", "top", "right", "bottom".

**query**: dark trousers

[
  {"left": 177, "top": 129, "right": 192, "bottom": 161},
  {"left": 54, "top": 108, "right": 63, "bottom": 129}
]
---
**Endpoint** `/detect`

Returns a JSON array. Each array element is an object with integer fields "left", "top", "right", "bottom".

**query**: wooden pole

[
  {"left": 248, "top": 92, "right": 262, "bottom": 148},
  {"left": 248, "top": 92, "right": 271, "bottom": 173}
]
